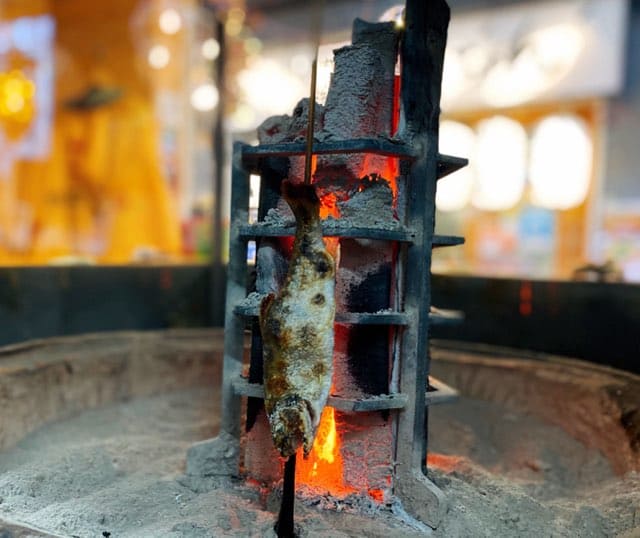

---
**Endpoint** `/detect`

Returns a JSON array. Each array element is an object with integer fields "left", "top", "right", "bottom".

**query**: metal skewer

[
  {"left": 303, "top": 58, "right": 318, "bottom": 185},
  {"left": 275, "top": 453, "right": 297, "bottom": 538},
  {"left": 276, "top": 3, "right": 324, "bottom": 536},
  {"left": 303, "top": 0, "right": 323, "bottom": 185}
]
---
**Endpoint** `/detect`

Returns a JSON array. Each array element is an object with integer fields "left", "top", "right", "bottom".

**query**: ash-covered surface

[
  {"left": 254, "top": 177, "right": 400, "bottom": 232},
  {"left": 0, "top": 389, "right": 425, "bottom": 537},
  {"left": 1, "top": 388, "right": 639, "bottom": 537},
  {"left": 428, "top": 397, "right": 640, "bottom": 537}
]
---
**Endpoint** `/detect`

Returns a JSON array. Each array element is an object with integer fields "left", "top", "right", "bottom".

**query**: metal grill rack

[{"left": 216, "top": 0, "right": 460, "bottom": 528}]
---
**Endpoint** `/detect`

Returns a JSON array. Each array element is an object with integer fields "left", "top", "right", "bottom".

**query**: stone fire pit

[{"left": 0, "top": 329, "right": 638, "bottom": 537}]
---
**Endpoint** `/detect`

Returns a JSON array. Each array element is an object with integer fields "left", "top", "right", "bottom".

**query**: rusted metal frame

[
  {"left": 426, "top": 376, "right": 459, "bottom": 405},
  {"left": 239, "top": 223, "right": 416, "bottom": 242},
  {"left": 234, "top": 301, "right": 461, "bottom": 327},
  {"left": 234, "top": 303, "right": 409, "bottom": 325},
  {"left": 219, "top": 141, "right": 251, "bottom": 439},
  {"left": 239, "top": 223, "right": 464, "bottom": 246},
  {"left": 429, "top": 307, "right": 465, "bottom": 326},
  {"left": 394, "top": 0, "right": 451, "bottom": 529},
  {"left": 243, "top": 139, "right": 465, "bottom": 181},
  {"left": 437, "top": 154, "right": 468, "bottom": 179},
  {"left": 432, "top": 234, "right": 465, "bottom": 247},
  {"left": 232, "top": 376, "right": 456, "bottom": 411},
  {"left": 242, "top": 138, "right": 418, "bottom": 163},
  {"left": 231, "top": 377, "right": 409, "bottom": 411}
]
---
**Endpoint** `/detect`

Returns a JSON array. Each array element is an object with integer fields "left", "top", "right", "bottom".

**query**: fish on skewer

[{"left": 260, "top": 180, "right": 336, "bottom": 458}]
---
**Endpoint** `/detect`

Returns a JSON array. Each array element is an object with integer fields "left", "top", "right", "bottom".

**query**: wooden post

[{"left": 394, "top": 0, "right": 450, "bottom": 528}]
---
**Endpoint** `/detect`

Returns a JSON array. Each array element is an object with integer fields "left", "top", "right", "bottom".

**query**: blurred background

[{"left": 0, "top": 0, "right": 637, "bottom": 371}]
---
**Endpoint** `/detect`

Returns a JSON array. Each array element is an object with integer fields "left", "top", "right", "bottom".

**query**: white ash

[
  {"left": 237, "top": 292, "right": 265, "bottom": 312},
  {"left": 256, "top": 208, "right": 294, "bottom": 228},
  {"left": 1, "top": 386, "right": 639, "bottom": 537},
  {"left": 257, "top": 99, "right": 325, "bottom": 146},
  {"left": 327, "top": 175, "right": 399, "bottom": 230},
  {"left": 317, "top": 21, "right": 398, "bottom": 183}
]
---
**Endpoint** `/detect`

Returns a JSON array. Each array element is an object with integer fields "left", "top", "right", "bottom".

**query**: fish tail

[{"left": 281, "top": 180, "right": 320, "bottom": 225}]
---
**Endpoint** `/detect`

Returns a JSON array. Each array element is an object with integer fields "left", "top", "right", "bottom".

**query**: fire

[
  {"left": 427, "top": 453, "right": 465, "bottom": 473},
  {"left": 319, "top": 192, "right": 339, "bottom": 219},
  {"left": 295, "top": 406, "right": 356, "bottom": 496},
  {"left": 356, "top": 74, "right": 400, "bottom": 201},
  {"left": 359, "top": 156, "right": 399, "bottom": 202},
  {"left": 319, "top": 191, "right": 340, "bottom": 258}
]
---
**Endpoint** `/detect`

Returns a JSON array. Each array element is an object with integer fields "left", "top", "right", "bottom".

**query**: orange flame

[
  {"left": 319, "top": 192, "right": 339, "bottom": 219},
  {"left": 295, "top": 406, "right": 356, "bottom": 496},
  {"left": 319, "top": 192, "right": 340, "bottom": 258}
]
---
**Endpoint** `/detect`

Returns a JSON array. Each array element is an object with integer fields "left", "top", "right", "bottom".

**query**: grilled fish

[{"left": 260, "top": 181, "right": 336, "bottom": 458}]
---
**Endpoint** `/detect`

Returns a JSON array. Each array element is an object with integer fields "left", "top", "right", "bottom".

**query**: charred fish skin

[{"left": 260, "top": 181, "right": 336, "bottom": 458}]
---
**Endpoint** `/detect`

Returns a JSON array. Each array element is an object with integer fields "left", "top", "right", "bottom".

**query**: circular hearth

[{"left": 0, "top": 330, "right": 638, "bottom": 537}]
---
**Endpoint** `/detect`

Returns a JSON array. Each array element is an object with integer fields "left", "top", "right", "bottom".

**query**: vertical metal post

[
  {"left": 394, "top": 0, "right": 450, "bottom": 528},
  {"left": 220, "top": 142, "right": 250, "bottom": 437}
]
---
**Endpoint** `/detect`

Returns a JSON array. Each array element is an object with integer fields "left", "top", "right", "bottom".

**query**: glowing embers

[
  {"left": 359, "top": 154, "right": 399, "bottom": 202},
  {"left": 295, "top": 406, "right": 356, "bottom": 496},
  {"left": 319, "top": 192, "right": 340, "bottom": 220}
]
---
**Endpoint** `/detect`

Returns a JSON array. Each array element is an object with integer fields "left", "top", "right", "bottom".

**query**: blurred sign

[{"left": 442, "top": 0, "right": 629, "bottom": 111}]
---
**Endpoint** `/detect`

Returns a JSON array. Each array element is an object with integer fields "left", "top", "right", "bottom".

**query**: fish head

[{"left": 269, "top": 395, "right": 316, "bottom": 458}]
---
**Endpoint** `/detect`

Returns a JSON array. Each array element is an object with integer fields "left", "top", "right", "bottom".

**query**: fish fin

[{"left": 281, "top": 180, "right": 320, "bottom": 224}]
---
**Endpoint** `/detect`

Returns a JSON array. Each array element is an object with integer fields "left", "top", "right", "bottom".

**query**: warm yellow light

[
  {"left": 482, "top": 54, "right": 543, "bottom": 108},
  {"left": 529, "top": 115, "right": 592, "bottom": 210},
  {"left": 442, "top": 49, "right": 466, "bottom": 103},
  {"left": 225, "top": 20, "right": 242, "bottom": 36},
  {"left": 159, "top": 8, "right": 182, "bottom": 35},
  {"left": 225, "top": 7, "right": 245, "bottom": 37},
  {"left": 378, "top": 5, "right": 404, "bottom": 29},
  {"left": 436, "top": 121, "right": 475, "bottom": 212},
  {"left": 0, "top": 70, "right": 36, "bottom": 127},
  {"left": 228, "top": 7, "right": 245, "bottom": 23},
  {"left": 237, "top": 58, "right": 306, "bottom": 120},
  {"left": 5, "top": 92, "right": 25, "bottom": 114},
  {"left": 244, "top": 37, "right": 262, "bottom": 56},
  {"left": 148, "top": 45, "right": 170, "bottom": 69},
  {"left": 472, "top": 116, "right": 527, "bottom": 211},
  {"left": 529, "top": 24, "right": 584, "bottom": 73},
  {"left": 201, "top": 38, "right": 220, "bottom": 61},
  {"left": 290, "top": 53, "right": 311, "bottom": 76},
  {"left": 482, "top": 23, "right": 585, "bottom": 108},
  {"left": 190, "top": 83, "right": 219, "bottom": 111},
  {"left": 461, "top": 45, "right": 490, "bottom": 78},
  {"left": 227, "top": 103, "right": 256, "bottom": 131}
]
